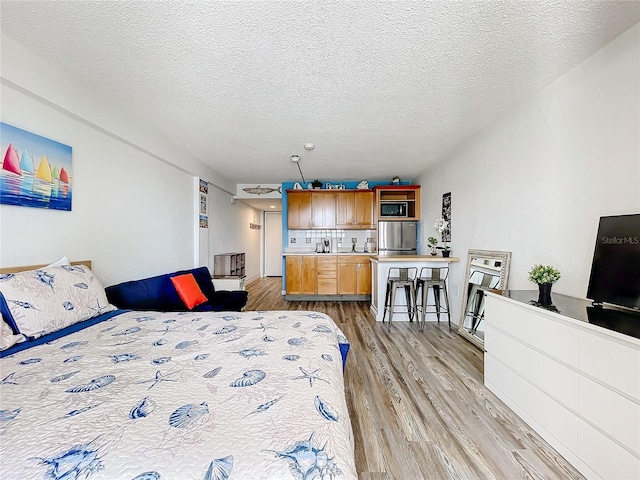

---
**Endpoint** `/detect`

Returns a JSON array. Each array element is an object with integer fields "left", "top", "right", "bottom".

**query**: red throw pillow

[{"left": 170, "top": 273, "right": 208, "bottom": 310}]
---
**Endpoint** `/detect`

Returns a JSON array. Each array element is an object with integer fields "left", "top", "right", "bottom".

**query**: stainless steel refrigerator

[{"left": 377, "top": 221, "right": 417, "bottom": 255}]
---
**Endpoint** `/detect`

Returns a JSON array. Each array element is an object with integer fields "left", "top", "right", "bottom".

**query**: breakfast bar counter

[{"left": 370, "top": 255, "right": 459, "bottom": 322}]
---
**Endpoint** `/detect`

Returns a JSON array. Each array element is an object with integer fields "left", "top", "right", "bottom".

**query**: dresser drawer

[
  {"left": 485, "top": 325, "right": 578, "bottom": 411},
  {"left": 578, "top": 330, "right": 639, "bottom": 400},
  {"left": 485, "top": 295, "right": 579, "bottom": 368}
]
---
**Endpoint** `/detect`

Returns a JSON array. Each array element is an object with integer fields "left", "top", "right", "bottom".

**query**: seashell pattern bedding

[{"left": 0, "top": 310, "right": 356, "bottom": 479}]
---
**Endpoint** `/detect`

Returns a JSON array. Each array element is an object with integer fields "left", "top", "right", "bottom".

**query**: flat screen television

[{"left": 587, "top": 213, "right": 640, "bottom": 311}]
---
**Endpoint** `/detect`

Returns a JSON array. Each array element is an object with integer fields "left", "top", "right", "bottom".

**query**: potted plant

[
  {"left": 311, "top": 179, "right": 323, "bottom": 189},
  {"left": 528, "top": 264, "right": 561, "bottom": 306},
  {"left": 434, "top": 217, "right": 451, "bottom": 257},
  {"left": 428, "top": 236, "right": 438, "bottom": 255}
]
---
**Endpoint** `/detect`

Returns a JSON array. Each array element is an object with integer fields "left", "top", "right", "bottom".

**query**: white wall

[
  {"left": 0, "top": 34, "right": 258, "bottom": 286},
  {"left": 417, "top": 23, "right": 640, "bottom": 319},
  {"left": 207, "top": 187, "right": 262, "bottom": 282}
]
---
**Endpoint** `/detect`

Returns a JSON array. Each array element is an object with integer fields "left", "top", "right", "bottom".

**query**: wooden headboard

[{"left": 0, "top": 260, "right": 92, "bottom": 275}]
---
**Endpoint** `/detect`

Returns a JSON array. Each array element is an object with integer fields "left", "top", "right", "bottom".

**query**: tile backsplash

[{"left": 289, "top": 229, "right": 375, "bottom": 249}]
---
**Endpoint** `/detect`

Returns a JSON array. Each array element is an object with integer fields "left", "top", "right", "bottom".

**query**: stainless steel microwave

[{"left": 380, "top": 201, "right": 409, "bottom": 217}]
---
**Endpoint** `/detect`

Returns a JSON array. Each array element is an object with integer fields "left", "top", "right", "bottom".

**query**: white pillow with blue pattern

[
  {"left": 0, "top": 264, "right": 116, "bottom": 339},
  {"left": 1, "top": 314, "right": 25, "bottom": 350}
]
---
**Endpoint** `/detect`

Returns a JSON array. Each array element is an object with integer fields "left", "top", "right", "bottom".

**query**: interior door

[{"left": 264, "top": 211, "right": 282, "bottom": 276}]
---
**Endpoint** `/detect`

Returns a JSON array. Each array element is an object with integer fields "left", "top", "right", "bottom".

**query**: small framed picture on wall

[
  {"left": 200, "top": 193, "right": 207, "bottom": 215},
  {"left": 442, "top": 192, "right": 451, "bottom": 242}
]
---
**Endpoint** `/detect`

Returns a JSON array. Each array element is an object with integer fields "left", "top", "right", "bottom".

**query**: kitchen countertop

[
  {"left": 374, "top": 255, "right": 459, "bottom": 262},
  {"left": 282, "top": 251, "right": 374, "bottom": 256},
  {"left": 282, "top": 251, "right": 459, "bottom": 261}
]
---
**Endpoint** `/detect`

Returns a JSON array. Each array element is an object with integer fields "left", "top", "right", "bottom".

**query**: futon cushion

[
  {"left": 170, "top": 273, "right": 208, "bottom": 310},
  {"left": 105, "top": 266, "right": 248, "bottom": 312}
]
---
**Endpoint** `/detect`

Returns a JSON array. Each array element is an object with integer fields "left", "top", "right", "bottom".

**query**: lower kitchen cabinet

[
  {"left": 285, "top": 256, "right": 317, "bottom": 295},
  {"left": 338, "top": 256, "right": 371, "bottom": 295},
  {"left": 316, "top": 255, "right": 337, "bottom": 295},
  {"left": 356, "top": 261, "right": 371, "bottom": 294},
  {"left": 285, "top": 254, "right": 372, "bottom": 299}
]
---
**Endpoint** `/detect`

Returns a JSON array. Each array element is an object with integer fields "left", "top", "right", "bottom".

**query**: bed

[{"left": 0, "top": 262, "right": 356, "bottom": 480}]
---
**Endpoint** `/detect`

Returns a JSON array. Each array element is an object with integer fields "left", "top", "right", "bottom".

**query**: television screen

[{"left": 587, "top": 214, "right": 640, "bottom": 310}]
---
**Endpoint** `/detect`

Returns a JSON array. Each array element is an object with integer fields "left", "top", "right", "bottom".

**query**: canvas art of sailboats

[
  {"left": 33, "top": 155, "right": 53, "bottom": 199},
  {"left": 19, "top": 148, "right": 35, "bottom": 194},
  {"left": 1, "top": 122, "right": 72, "bottom": 211}
]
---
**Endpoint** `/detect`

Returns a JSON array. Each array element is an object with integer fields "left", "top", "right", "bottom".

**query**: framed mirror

[{"left": 458, "top": 249, "right": 512, "bottom": 349}]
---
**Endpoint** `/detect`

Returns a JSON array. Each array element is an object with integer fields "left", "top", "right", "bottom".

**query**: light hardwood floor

[{"left": 246, "top": 277, "right": 585, "bottom": 480}]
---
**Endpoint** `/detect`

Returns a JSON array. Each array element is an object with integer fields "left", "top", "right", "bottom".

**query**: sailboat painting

[{"left": 1, "top": 122, "right": 72, "bottom": 211}]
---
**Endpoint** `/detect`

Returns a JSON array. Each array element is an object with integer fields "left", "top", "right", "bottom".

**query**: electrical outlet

[{"left": 290, "top": 238, "right": 296, "bottom": 244}]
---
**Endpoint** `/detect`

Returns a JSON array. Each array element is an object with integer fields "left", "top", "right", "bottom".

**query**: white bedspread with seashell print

[{"left": 0, "top": 310, "right": 356, "bottom": 479}]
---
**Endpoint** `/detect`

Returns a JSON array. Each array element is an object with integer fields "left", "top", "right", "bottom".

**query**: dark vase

[
  {"left": 442, "top": 250, "right": 451, "bottom": 258},
  {"left": 537, "top": 283, "right": 553, "bottom": 306}
]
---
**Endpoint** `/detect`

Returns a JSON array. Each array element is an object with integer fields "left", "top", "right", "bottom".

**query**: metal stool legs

[
  {"left": 416, "top": 267, "right": 451, "bottom": 332},
  {"left": 382, "top": 267, "right": 417, "bottom": 331}
]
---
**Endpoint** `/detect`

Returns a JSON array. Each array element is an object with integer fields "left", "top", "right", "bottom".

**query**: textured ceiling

[{"left": 1, "top": 1, "right": 639, "bottom": 185}]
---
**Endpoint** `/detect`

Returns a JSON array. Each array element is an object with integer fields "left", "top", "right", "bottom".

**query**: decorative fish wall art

[{"left": 242, "top": 185, "right": 281, "bottom": 195}]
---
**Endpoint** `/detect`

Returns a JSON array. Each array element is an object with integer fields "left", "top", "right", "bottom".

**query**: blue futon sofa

[{"left": 105, "top": 266, "right": 248, "bottom": 312}]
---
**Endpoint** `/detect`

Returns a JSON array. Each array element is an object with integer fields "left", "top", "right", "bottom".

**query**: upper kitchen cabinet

[
  {"left": 287, "top": 190, "right": 336, "bottom": 229},
  {"left": 336, "top": 190, "right": 375, "bottom": 229},
  {"left": 374, "top": 185, "right": 421, "bottom": 221},
  {"left": 311, "top": 191, "right": 336, "bottom": 228},
  {"left": 287, "top": 191, "right": 312, "bottom": 229}
]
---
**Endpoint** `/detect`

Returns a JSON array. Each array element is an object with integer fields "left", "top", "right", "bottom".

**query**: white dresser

[{"left": 484, "top": 291, "right": 640, "bottom": 480}]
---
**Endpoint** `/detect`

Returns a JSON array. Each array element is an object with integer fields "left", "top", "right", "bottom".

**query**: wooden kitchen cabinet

[
  {"left": 285, "top": 256, "right": 317, "bottom": 294},
  {"left": 336, "top": 191, "right": 375, "bottom": 229},
  {"left": 337, "top": 263, "right": 357, "bottom": 295},
  {"left": 356, "top": 260, "right": 371, "bottom": 294},
  {"left": 287, "top": 191, "right": 312, "bottom": 229},
  {"left": 287, "top": 191, "right": 336, "bottom": 229},
  {"left": 338, "top": 256, "right": 371, "bottom": 295},
  {"left": 316, "top": 255, "right": 337, "bottom": 295},
  {"left": 311, "top": 192, "right": 336, "bottom": 228}
]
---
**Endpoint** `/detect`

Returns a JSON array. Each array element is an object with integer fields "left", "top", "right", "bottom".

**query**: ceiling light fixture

[
  {"left": 304, "top": 143, "right": 314, "bottom": 151},
  {"left": 291, "top": 154, "right": 306, "bottom": 184}
]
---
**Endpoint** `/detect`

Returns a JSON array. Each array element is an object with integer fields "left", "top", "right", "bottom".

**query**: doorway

[{"left": 264, "top": 211, "right": 282, "bottom": 277}]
